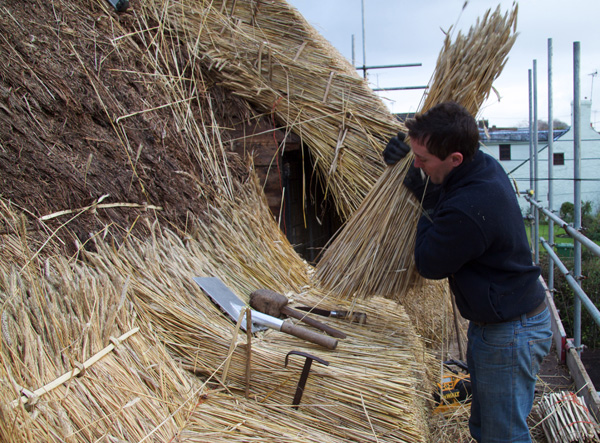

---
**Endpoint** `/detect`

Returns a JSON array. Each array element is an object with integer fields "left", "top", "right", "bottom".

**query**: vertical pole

[
  {"left": 528, "top": 69, "right": 534, "bottom": 248},
  {"left": 533, "top": 60, "right": 540, "bottom": 264},
  {"left": 573, "top": 41, "right": 582, "bottom": 353},
  {"left": 361, "top": 0, "right": 367, "bottom": 79},
  {"left": 548, "top": 39, "right": 555, "bottom": 294},
  {"left": 352, "top": 34, "right": 355, "bottom": 68}
]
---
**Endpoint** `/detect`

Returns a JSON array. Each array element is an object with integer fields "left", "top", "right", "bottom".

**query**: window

[
  {"left": 499, "top": 144, "right": 511, "bottom": 161},
  {"left": 553, "top": 153, "right": 564, "bottom": 166}
]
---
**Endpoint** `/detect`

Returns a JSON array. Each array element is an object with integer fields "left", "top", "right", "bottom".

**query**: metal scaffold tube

[
  {"left": 573, "top": 41, "right": 582, "bottom": 352},
  {"left": 547, "top": 38, "right": 555, "bottom": 293},
  {"left": 533, "top": 60, "right": 540, "bottom": 264},
  {"left": 540, "top": 237, "right": 600, "bottom": 328},
  {"left": 528, "top": 69, "right": 534, "bottom": 248},
  {"left": 527, "top": 197, "right": 600, "bottom": 259}
]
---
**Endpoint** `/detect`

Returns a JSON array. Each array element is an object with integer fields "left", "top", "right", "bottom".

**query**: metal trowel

[{"left": 193, "top": 277, "right": 338, "bottom": 350}]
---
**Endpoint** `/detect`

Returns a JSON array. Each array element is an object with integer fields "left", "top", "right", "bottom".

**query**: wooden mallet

[{"left": 250, "top": 289, "right": 347, "bottom": 339}]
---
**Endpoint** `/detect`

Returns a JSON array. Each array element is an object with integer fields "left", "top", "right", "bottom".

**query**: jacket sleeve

[{"left": 414, "top": 205, "right": 488, "bottom": 280}]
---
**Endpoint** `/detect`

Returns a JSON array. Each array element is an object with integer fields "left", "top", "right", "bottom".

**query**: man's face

[{"left": 410, "top": 139, "right": 462, "bottom": 184}]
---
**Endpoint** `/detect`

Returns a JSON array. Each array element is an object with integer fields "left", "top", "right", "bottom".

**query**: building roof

[{"left": 480, "top": 128, "right": 569, "bottom": 143}]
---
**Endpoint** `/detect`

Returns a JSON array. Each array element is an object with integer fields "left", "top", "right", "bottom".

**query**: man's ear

[{"left": 450, "top": 152, "right": 463, "bottom": 166}]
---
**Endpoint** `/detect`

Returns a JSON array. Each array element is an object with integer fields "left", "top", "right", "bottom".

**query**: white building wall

[{"left": 482, "top": 100, "right": 600, "bottom": 215}]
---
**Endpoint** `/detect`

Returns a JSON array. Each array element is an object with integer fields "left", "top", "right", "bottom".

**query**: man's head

[{"left": 405, "top": 101, "right": 480, "bottom": 184}]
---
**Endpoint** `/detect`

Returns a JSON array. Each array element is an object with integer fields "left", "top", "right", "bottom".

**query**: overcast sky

[{"left": 287, "top": 0, "right": 600, "bottom": 130}]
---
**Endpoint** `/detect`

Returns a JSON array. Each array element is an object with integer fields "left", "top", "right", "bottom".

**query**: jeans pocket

[
  {"left": 481, "top": 324, "right": 515, "bottom": 347},
  {"left": 529, "top": 335, "right": 552, "bottom": 375}
]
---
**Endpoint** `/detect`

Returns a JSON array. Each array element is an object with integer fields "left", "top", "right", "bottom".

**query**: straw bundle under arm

[{"left": 315, "top": 4, "right": 519, "bottom": 302}]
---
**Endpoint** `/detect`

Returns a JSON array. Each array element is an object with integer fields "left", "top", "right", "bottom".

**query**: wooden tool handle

[
  {"left": 280, "top": 321, "right": 338, "bottom": 350},
  {"left": 282, "top": 306, "right": 347, "bottom": 339}
]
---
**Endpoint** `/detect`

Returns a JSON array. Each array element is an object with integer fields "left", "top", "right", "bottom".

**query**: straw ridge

[{"left": 150, "top": 0, "right": 402, "bottom": 219}]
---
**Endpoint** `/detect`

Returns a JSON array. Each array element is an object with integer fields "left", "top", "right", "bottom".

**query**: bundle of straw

[
  {"left": 315, "top": 5, "right": 519, "bottom": 302},
  {"left": 538, "top": 392, "right": 600, "bottom": 442}
]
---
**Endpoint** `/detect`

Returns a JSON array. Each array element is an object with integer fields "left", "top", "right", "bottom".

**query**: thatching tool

[
  {"left": 284, "top": 351, "right": 329, "bottom": 410},
  {"left": 105, "top": 0, "right": 129, "bottom": 12},
  {"left": 250, "top": 289, "right": 347, "bottom": 339},
  {"left": 295, "top": 306, "right": 367, "bottom": 325},
  {"left": 194, "top": 277, "right": 338, "bottom": 349}
]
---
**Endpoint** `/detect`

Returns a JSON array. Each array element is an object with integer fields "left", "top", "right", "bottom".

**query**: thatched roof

[
  {"left": 166, "top": 0, "right": 401, "bottom": 219},
  {"left": 0, "top": 0, "right": 450, "bottom": 441},
  {"left": 2, "top": 183, "right": 436, "bottom": 441}
]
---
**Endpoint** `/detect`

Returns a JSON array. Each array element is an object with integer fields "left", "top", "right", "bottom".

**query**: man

[{"left": 384, "top": 101, "right": 552, "bottom": 443}]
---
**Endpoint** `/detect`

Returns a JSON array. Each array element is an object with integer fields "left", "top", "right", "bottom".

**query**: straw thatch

[
  {"left": 1, "top": 180, "right": 435, "bottom": 442},
  {"left": 155, "top": 0, "right": 401, "bottom": 219},
  {"left": 315, "top": 4, "right": 519, "bottom": 302},
  {"left": 0, "top": 0, "right": 446, "bottom": 440},
  {"left": 0, "top": 0, "right": 526, "bottom": 440}
]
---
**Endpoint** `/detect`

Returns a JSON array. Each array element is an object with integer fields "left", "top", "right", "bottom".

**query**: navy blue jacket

[{"left": 414, "top": 150, "right": 545, "bottom": 323}]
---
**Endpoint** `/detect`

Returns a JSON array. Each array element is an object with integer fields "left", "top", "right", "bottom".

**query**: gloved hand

[
  {"left": 403, "top": 163, "right": 441, "bottom": 212},
  {"left": 383, "top": 132, "right": 411, "bottom": 165}
]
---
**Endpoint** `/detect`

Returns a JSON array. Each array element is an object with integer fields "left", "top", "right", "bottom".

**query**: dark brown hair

[{"left": 405, "top": 101, "right": 479, "bottom": 161}]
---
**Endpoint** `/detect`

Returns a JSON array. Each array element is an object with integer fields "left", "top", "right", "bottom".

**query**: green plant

[
  {"left": 558, "top": 200, "right": 600, "bottom": 242},
  {"left": 560, "top": 202, "right": 575, "bottom": 224},
  {"left": 583, "top": 204, "right": 600, "bottom": 241}
]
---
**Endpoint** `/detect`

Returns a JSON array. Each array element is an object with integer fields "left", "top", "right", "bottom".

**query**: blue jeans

[{"left": 467, "top": 307, "right": 552, "bottom": 443}]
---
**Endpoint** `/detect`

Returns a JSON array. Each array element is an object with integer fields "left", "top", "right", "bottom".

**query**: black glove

[
  {"left": 403, "top": 163, "right": 441, "bottom": 212},
  {"left": 383, "top": 132, "right": 410, "bottom": 165}
]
